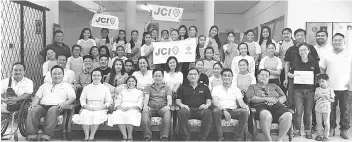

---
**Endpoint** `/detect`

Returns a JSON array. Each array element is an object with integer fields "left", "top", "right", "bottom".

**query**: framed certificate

[{"left": 294, "top": 71, "right": 314, "bottom": 85}]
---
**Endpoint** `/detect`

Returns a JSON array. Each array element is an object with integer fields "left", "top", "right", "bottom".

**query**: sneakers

[
  {"left": 305, "top": 130, "right": 313, "bottom": 139},
  {"left": 160, "top": 137, "right": 168, "bottom": 141},
  {"left": 340, "top": 130, "right": 349, "bottom": 139}
]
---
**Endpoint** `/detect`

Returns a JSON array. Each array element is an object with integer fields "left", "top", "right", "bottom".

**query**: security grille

[
  {"left": 1, "top": 0, "right": 22, "bottom": 80},
  {"left": 0, "top": 0, "right": 47, "bottom": 91},
  {"left": 23, "top": 6, "right": 44, "bottom": 90}
]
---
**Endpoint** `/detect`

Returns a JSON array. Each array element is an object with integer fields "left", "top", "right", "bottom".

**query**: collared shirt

[
  {"left": 36, "top": 82, "right": 76, "bottom": 105},
  {"left": 39, "top": 42, "right": 71, "bottom": 58},
  {"left": 212, "top": 85, "right": 242, "bottom": 109},
  {"left": 284, "top": 43, "right": 320, "bottom": 63},
  {"left": 289, "top": 58, "right": 320, "bottom": 89},
  {"left": 144, "top": 83, "right": 172, "bottom": 107},
  {"left": 183, "top": 73, "right": 209, "bottom": 86},
  {"left": 314, "top": 44, "right": 332, "bottom": 66},
  {"left": 44, "top": 68, "right": 75, "bottom": 84},
  {"left": 208, "top": 76, "right": 223, "bottom": 91},
  {"left": 132, "top": 70, "right": 153, "bottom": 90},
  {"left": 1, "top": 77, "right": 34, "bottom": 96},
  {"left": 246, "top": 83, "right": 285, "bottom": 104},
  {"left": 74, "top": 69, "right": 92, "bottom": 88},
  {"left": 320, "top": 48, "right": 352, "bottom": 90},
  {"left": 177, "top": 83, "right": 212, "bottom": 108}
]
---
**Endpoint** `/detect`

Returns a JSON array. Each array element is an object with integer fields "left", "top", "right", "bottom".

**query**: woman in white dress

[
  {"left": 107, "top": 76, "right": 143, "bottom": 141},
  {"left": 72, "top": 69, "right": 112, "bottom": 141}
]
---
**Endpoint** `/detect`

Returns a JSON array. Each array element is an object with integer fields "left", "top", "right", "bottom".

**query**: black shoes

[{"left": 340, "top": 130, "right": 349, "bottom": 139}]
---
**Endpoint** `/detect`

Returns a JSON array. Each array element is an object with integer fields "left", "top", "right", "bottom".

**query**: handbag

[{"left": 5, "top": 78, "right": 22, "bottom": 112}]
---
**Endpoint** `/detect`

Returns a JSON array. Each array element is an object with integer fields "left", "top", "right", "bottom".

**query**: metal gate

[{"left": 1, "top": 0, "right": 48, "bottom": 90}]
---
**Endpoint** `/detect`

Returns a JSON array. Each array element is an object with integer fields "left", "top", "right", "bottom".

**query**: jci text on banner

[
  {"left": 153, "top": 38, "right": 196, "bottom": 64},
  {"left": 91, "top": 14, "right": 119, "bottom": 30}
]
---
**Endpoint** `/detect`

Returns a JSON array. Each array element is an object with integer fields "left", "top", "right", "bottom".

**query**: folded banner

[
  {"left": 153, "top": 38, "right": 197, "bottom": 64},
  {"left": 151, "top": 5, "right": 184, "bottom": 22},
  {"left": 91, "top": 14, "right": 119, "bottom": 30}
]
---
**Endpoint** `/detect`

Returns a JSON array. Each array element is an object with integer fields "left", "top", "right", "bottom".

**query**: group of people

[{"left": 1, "top": 23, "right": 351, "bottom": 142}]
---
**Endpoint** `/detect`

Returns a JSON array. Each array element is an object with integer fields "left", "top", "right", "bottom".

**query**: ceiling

[{"left": 60, "top": 0, "right": 259, "bottom": 14}]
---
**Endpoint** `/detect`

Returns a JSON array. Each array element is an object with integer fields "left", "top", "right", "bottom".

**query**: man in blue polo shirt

[{"left": 176, "top": 68, "right": 212, "bottom": 141}]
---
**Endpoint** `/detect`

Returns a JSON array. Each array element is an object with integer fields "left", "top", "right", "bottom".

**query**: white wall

[
  {"left": 243, "top": 0, "right": 288, "bottom": 31},
  {"left": 28, "top": 0, "right": 59, "bottom": 45},
  {"left": 59, "top": 8, "right": 244, "bottom": 47},
  {"left": 287, "top": 0, "right": 352, "bottom": 30}
]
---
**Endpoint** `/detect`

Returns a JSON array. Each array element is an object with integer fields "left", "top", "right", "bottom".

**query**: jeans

[
  {"left": 177, "top": 108, "right": 213, "bottom": 139},
  {"left": 26, "top": 105, "right": 62, "bottom": 140},
  {"left": 316, "top": 112, "right": 330, "bottom": 137},
  {"left": 330, "top": 91, "right": 352, "bottom": 131},
  {"left": 212, "top": 108, "right": 248, "bottom": 140},
  {"left": 293, "top": 89, "right": 314, "bottom": 131},
  {"left": 287, "top": 78, "right": 295, "bottom": 109},
  {"left": 141, "top": 105, "right": 171, "bottom": 138}
]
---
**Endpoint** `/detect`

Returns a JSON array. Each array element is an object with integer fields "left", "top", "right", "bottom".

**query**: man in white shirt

[
  {"left": 212, "top": 68, "right": 249, "bottom": 141},
  {"left": 44, "top": 54, "right": 75, "bottom": 84},
  {"left": 314, "top": 30, "right": 332, "bottom": 66},
  {"left": 320, "top": 33, "right": 352, "bottom": 139},
  {"left": 1, "top": 62, "right": 34, "bottom": 113},
  {"left": 26, "top": 65, "right": 76, "bottom": 141}
]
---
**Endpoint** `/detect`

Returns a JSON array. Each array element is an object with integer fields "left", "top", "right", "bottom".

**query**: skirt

[
  {"left": 107, "top": 110, "right": 141, "bottom": 127},
  {"left": 72, "top": 109, "right": 108, "bottom": 125}
]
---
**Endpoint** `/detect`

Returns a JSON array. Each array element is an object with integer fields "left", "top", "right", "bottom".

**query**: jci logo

[
  {"left": 155, "top": 46, "right": 179, "bottom": 56},
  {"left": 154, "top": 8, "right": 181, "bottom": 17},
  {"left": 96, "top": 17, "right": 116, "bottom": 25}
]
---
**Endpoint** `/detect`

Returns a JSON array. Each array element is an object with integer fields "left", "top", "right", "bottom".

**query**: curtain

[{"left": 260, "top": 15, "right": 285, "bottom": 42}]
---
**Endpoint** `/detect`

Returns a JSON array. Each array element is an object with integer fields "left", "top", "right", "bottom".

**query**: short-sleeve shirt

[
  {"left": 44, "top": 68, "right": 76, "bottom": 84},
  {"left": 320, "top": 48, "right": 352, "bottom": 90},
  {"left": 132, "top": 70, "right": 153, "bottom": 90},
  {"left": 39, "top": 42, "right": 71, "bottom": 58},
  {"left": 246, "top": 83, "right": 285, "bottom": 104},
  {"left": 1, "top": 77, "right": 34, "bottom": 96},
  {"left": 245, "top": 41, "right": 261, "bottom": 59},
  {"left": 144, "top": 84, "right": 172, "bottom": 107},
  {"left": 212, "top": 85, "right": 242, "bottom": 109},
  {"left": 97, "top": 67, "right": 112, "bottom": 82},
  {"left": 315, "top": 87, "right": 335, "bottom": 113},
  {"left": 77, "top": 39, "right": 97, "bottom": 55},
  {"left": 259, "top": 56, "right": 282, "bottom": 79},
  {"left": 74, "top": 69, "right": 92, "bottom": 88},
  {"left": 36, "top": 82, "right": 76, "bottom": 105},
  {"left": 177, "top": 84, "right": 212, "bottom": 108},
  {"left": 284, "top": 43, "right": 320, "bottom": 63},
  {"left": 289, "top": 59, "right": 320, "bottom": 89}
]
